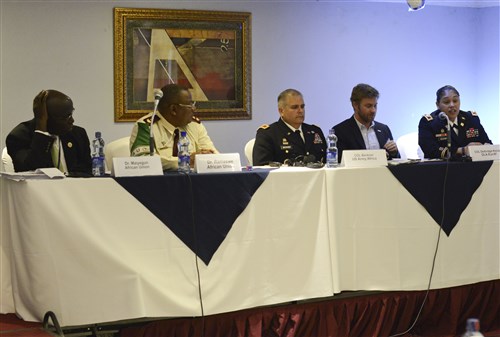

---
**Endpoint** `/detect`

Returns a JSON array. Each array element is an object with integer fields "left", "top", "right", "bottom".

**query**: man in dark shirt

[
  {"left": 333, "top": 83, "right": 399, "bottom": 163},
  {"left": 6, "top": 89, "right": 92, "bottom": 175}
]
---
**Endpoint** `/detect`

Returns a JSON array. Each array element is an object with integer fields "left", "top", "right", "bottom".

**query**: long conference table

[{"left": 1, "top": 161, "right": 499, "bottom": 327}]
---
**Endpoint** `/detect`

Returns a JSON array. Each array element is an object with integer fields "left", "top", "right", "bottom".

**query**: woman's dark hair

[{"left": 436, "top": 85, "right": 460, "bottom": 103}]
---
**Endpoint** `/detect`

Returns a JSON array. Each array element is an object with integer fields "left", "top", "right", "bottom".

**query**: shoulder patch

[
  {"left": 192, "top": 116, "right": 201, "bottom": 124},
  {"left": 470, "top": 110, "right": 478, "bottom": 117},
  {"left": 145, "top": 114, "right": 160, "bottom": 125},
  {"left": 423, "top": 114, "right": 433, "bottom": 121},
  {"left": 258, "top": 124, "right": 270, "bottom": 130}
]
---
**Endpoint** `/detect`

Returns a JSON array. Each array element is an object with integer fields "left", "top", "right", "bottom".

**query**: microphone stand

[
  {"left": 439, "top": 112, "right": 452, "bottom": 159},
  {"left": 149, "top": 95, "right": 161, "bottom": 156}
]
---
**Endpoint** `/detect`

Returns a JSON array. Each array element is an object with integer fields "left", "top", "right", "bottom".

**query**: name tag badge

[
  {"left": 341, "top": 149, "right": 388, "bottom": 168},
  {"left": 195, "top": 153, "right": 242, "bottom": 173},
  {"left": 468, "top": 144, "right": 500, "bottom": 161},
  {"left": 112, "top": 156, "right": 163, "bottom": 177}
]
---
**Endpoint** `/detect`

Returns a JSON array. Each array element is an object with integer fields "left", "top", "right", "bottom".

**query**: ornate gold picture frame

[{"left": 113, "top": 7, "right": 251, "bottom": 122}]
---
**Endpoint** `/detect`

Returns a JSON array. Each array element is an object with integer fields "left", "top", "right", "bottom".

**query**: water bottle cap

[
  {"left": 95, "top": 131, "right": 101, "bottom": 138},
  {"left": 466, "top": 318, "right": 480, "bottom": 332},
  {"left": 180, "top": 131, "right": 187, "bottom": 137}
]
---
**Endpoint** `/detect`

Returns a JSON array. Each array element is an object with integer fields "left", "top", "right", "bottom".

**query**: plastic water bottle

[
  {"left": 177, "top": 131, "right": 190, "bottom": 173},
  {"left": 92, "top": 131, "right": 105, "bottom": 176},
  {"left": 462, "top": 318, "right": 484, "bottom": 337},
  {"left": 326, "top": 128, "right": 338, "bottom": 168}
]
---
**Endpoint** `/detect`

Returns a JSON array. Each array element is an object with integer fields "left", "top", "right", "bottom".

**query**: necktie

[
  {"left": 51, "top": 137, "right": 61, "bottom": 170},
  {"left": 172, "top": 129, "right": 180, "bottom": 157},
  {"left": 295, "top": 130, "right": 304, "bottom": 143}
]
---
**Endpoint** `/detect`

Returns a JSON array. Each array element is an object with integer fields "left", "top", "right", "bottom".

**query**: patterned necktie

[{"left": 172, "top": 129, "right": 180, "bottom": 156}]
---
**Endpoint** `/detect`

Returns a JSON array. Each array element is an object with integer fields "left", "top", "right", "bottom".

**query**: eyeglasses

[{"left": 176, "top": 102, "right": 197, "bottom": 110}]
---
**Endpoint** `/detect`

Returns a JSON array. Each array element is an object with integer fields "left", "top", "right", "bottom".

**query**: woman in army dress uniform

[{"left": 418, "top": 85, "right": 492, "bottom": 159}]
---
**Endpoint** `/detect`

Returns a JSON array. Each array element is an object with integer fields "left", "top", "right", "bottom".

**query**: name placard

[
  {"left": 468, "top": 144, "right": 500, "bottom": 162},
  {"left": 341, "top": 149, "right": 388, "bottom": 168},
  {"left": 112, "top": 156, "right": 163, "bottom": 177},
  {"left": 195, "top": 153, "right": 242, "bottom": 173}
]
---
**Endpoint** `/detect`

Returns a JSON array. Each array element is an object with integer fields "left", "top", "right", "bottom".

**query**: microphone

[
  {"left": 438, "top": 111, "right": 452, "bottom": 158},
  {"left": 284, "top": 154, "right": 317, "bottom": 167},
  {"left": 438, "top": 111, "right": 448, "bottom": 121},
  {"left": 303, "top": 154, "right": 316, "bottom": 164},
  {"left": 150, "top": 89, "right": 163, "bottom": 156}
]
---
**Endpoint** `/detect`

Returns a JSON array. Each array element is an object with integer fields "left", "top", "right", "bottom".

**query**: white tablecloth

[{"left": 1, "top": 163, "right": 498, "bottom": 326}]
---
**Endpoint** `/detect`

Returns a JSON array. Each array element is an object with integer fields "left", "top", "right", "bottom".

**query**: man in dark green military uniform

[{"left": 252, "top": 89, "right": 326, "bottom": 166}]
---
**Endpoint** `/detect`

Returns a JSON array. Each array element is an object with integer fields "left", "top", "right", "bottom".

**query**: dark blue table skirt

[
  {"left": 114, "top": 170, "right": 270, "bottom": 264},
  {"left": 114, "top": 162, "right": 492, "bottom": 264},
  {"left": 388, "top": 160, "right": 493, "bottom": 235}
]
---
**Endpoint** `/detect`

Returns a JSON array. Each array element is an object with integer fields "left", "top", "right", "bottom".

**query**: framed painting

[{"left": 113, "top": 7, "right": 251, "bottom": 122}]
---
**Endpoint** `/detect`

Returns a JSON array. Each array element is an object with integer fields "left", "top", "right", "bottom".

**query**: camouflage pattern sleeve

[{"left": 130, "top": 122, "right": 151, "bottom": 156}]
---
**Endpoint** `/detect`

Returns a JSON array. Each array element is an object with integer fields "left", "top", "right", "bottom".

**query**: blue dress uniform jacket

[
  {"left": 333, "top": 116, "right": 399, "bottom": 163},
  {"left": 418, "top": 109, "right": 492, "bottom": 159},
  {"left": 252, "top": 119, "right": 326, "bottom": 166},
  {"left": 6, "top": 118, "right": 92, "bottom": 174}
]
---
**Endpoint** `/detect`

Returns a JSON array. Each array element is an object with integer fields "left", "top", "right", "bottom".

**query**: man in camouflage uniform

[{"left": 130, "top": 84, "right": 217, "bottom": 170}]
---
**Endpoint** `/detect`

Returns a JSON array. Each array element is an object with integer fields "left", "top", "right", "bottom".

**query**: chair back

[
  {"left": 104, "top": 137, "right": 131, "bottom": 172},
  {"left": 1, "top": 147, "right": 14, "bottom": 172},
  {"left": 244, "top": 138, "right": 255, "bottom": 165},
  {"left": 396, "top": 132, "right": 424, "bottom": 160}
]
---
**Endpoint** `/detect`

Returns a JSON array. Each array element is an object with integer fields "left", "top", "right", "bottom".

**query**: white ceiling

[
  {"left": 420, "top": 0, "right": 499, "bottom": 7},
  {"left": 350, "top": 0, "right": 500, "bottom": 8},
  {"left": 403, "top": 0, "right": 497, "bottom": 7}
]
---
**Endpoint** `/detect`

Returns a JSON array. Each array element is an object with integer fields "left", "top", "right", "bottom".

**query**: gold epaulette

[
  {"left": 192, "top": 116, "right": 201, "bottom": 124},
  {"left": 423, "top": 114, "right": 433, "bottom": 121},
  {"left": 258, "top": 124, "right": 269, "bottom": 130}
]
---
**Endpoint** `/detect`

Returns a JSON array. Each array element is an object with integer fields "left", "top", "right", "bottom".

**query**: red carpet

[{"left": 0, "top": 314, "right": 52, "bottom": 337}]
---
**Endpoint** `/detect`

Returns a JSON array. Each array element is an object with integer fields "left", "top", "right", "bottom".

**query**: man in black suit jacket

[
  {"left": 253, "top": 89, "right": 326, "bottom": 166},
  {"left": 333, "top": 83, "right": 399, "bottom": 163},
  {"left": 6, "top": 89, "right": 92, "bottom": 175}
]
